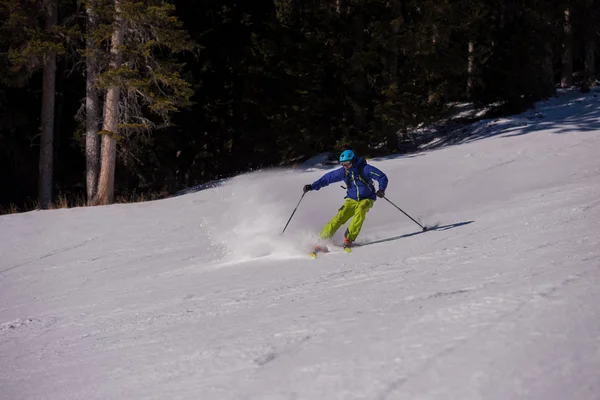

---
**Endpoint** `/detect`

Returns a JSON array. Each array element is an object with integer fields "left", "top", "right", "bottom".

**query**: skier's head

[{"left": 339, "top": 149, "right": 355, "bottom": 168}]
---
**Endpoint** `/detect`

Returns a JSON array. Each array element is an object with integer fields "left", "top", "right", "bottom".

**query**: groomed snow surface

[{"left": 2, "top": 89, "right": 600, "bottom": 400}]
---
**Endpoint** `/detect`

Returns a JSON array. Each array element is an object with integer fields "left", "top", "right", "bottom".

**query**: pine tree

[
  {"left": 561, "top": 6, "right": 574, "bottom": 87},
  {"left": 90, "top": 0, "right": 194, "bottom": 205},
  {"left": 96, "top": 0, "right": 124, "bottom": 205},
  {"left": 581, "top": 0, "right": 597, "bottom": 92},
  {"left": 0, "top": 0, "right": 70, "bottom": 209},
  {"left": 38, "top": 0, "right": 58, "bottom": 209},
  {"left": 85, "top": 0, "right": 102, "bottom": 204}
]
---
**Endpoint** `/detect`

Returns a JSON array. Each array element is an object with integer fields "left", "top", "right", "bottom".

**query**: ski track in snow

[{"left": 1, "top": 89, "right": 600, "bottom": 399}]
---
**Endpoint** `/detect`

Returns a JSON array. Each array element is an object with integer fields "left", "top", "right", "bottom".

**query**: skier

[{"left": 303, "top": 150, "right": 388, "bottom": 249}]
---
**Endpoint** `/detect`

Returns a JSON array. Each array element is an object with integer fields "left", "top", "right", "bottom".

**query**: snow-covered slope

[{"left": 1, "top": 89, "right": 600, "bottom": 400}]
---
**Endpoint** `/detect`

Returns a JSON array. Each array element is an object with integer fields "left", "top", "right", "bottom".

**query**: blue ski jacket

[{"left": 310, "top": 157, "right": 388, "bottom": 201}]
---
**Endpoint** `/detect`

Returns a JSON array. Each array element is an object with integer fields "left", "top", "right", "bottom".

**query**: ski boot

[{"left": 342, "top": 238, "right": 353, "bottom": 253}]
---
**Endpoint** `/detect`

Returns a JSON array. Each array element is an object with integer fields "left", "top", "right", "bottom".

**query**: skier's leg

[
  {"left": 320, "top": 199, "right": 357, "bottom": 239},
  {"left": 345, "top": 199, "right": 374, "bottom": 241}
]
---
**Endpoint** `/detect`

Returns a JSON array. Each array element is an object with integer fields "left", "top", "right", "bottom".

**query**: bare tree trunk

[
  {"left": 561, "top": 8, "right": 573, "bottom": 88},
  {"left": 96, "top": 0, "right": 125, "bottom": 205},
  {"left": 466, "top": 40, "right": 475, "bottom": 98},
  {"left": 38, "top": 0, "right": 58, "bottom": 209},
  {"left": 86, "top": 3, "right": 101, "bottom": 204}
]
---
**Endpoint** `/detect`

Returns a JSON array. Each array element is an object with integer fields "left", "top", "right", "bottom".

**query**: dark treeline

[{"left": 1, "top": 0, "right": 598, "bottom": 211}]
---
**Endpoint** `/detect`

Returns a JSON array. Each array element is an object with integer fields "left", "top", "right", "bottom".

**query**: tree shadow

[
  {"left": 174, "top": 178, "right": 228, "bottom": 196},
  {"left": 297, "top": 152, "right": 425, "bottom": 173},
  {"left": 419, "top": 88, "right": 600, "bottom": 151},
  {"left": 356, "top": 220, "right": 474, "bottom": 247}
]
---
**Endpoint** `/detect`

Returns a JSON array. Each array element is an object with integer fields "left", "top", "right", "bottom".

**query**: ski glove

[
  {"left": 303, "top": 184, "right": 312, "bottom": 193},
  {"left": 376, "top": 189, "right": 385, "bottom": 198}
]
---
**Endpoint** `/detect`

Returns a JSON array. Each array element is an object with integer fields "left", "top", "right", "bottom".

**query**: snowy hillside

[{"left": 1, "top": 89, "right": 600, "bottom": 399}]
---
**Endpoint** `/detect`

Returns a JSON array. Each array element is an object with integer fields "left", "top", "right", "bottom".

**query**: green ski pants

[{"left": 320, "top": 198, "right": 375, "bottom": 241}]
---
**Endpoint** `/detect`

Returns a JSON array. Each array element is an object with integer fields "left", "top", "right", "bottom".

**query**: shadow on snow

[
  {"left": 420, "top": 88, "right": 600, "bottom": 151},
  {"left": 356, "top": 221, "right": 474, "bottom": 248}
]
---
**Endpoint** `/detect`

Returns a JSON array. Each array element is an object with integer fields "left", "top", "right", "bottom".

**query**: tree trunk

[
  {"left": 96, "top": 0, "right": 125, "bottom": 205},
  {"left": 53, "top": 58, "right": 66, "bottom": 188},
  {"left": 542, "top": 41, "right": 556, "bottom": 96},
  {"left": 561, "top": 8, "right": 573, "bottom": 88},
  {"left": 352, "top": 13, "right": 366, "bottom": 131},
  {"left": 582, "top": 0, "right": 595, "bottom": 92},
  {"left": 432, "top": 23, "right": 439, "bottom": 46},
  {"left": 466, "top": 40, "right": 475, "bottom": 98},
  {"left": 86, "top": 2, "right": 101, "bottom": 204},
  {"left": 38, "top": 0, "right": 58, "bottom": 209},
  {"left": 385, "top": 2, "right": 400, "bottom": 151},
  {"left": 584, "top": 39, "right": 595, "bottom": 88}
]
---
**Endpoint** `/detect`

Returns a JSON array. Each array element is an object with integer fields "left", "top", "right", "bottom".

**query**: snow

[{"left": 1, "top": 89, "right": 600, "bottom": 399}]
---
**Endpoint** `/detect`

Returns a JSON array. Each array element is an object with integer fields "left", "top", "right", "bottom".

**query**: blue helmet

[{"left": 339, "top": 149, "right": 355, "bottom": 163}]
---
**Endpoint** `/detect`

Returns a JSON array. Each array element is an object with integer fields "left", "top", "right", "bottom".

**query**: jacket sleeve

[
  {"left": 311, "top": 168, "right": 345, "bottom": 190},
  {"left": 364, "top": 164, "right": 388, "bottom": 191}
]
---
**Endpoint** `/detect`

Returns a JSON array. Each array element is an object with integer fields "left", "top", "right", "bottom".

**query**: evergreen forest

[{"left": 1, "top": 0, "right": 598, "bottom": 211}]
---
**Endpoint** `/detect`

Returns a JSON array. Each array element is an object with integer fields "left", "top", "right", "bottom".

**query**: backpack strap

[
  {"left": 358, "top": 165, "right": 375, "bottom": 192},
  {"left": 344, "top": 164, "right": 375, "bottom": 192}
]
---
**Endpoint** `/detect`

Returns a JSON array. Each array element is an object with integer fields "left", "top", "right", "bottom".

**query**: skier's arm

[
  {"left": 310, "top": 168, "right": 345, "bottom": 191},
  {"left": 364, "top": 165, "right": 388, "bottom": 191}
]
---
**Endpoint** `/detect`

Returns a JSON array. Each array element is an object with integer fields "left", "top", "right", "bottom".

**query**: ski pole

[
  {"left": 281, "top": 192, "right": 307, "bottom": 235},
  {"left": 382, "top": 196, "right": 428, "bottom": 231},
  {"left": 340, "top": 184, "right": 427, "bottom": 231}
]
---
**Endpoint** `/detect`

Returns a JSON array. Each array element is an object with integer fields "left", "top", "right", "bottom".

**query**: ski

[
  {"left": 309, "top": 245, "right": 329, "bottom": 259},
  {"left": 309, "top": 245, "right": 351, "bottom": 258}
]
